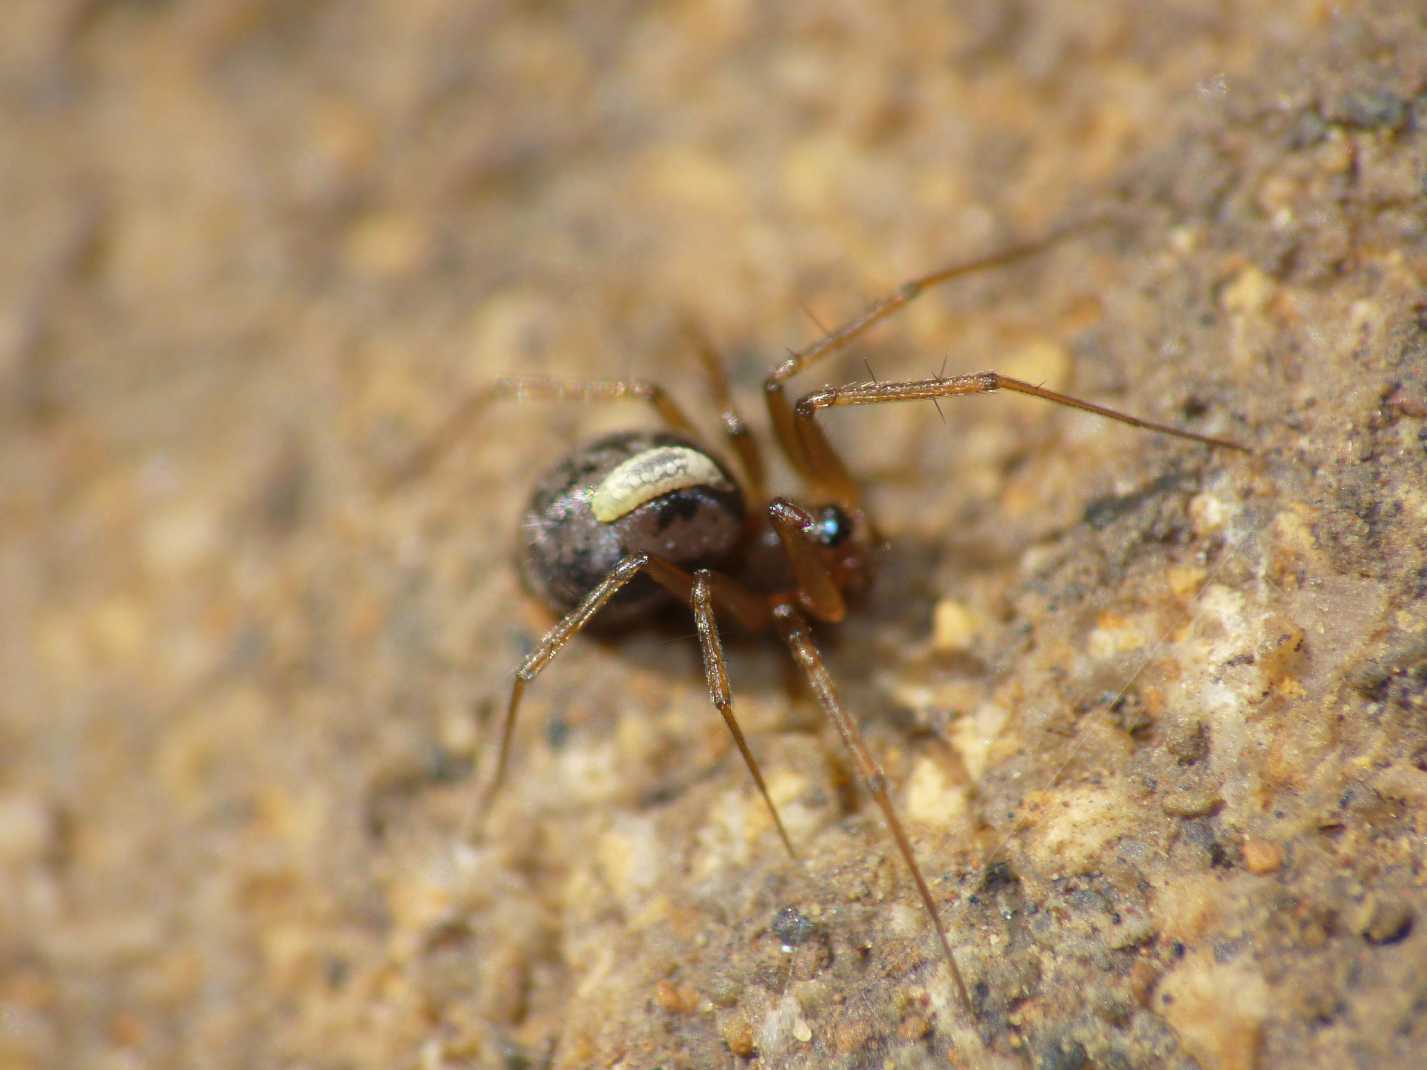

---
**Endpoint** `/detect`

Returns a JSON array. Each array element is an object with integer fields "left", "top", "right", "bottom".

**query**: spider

[{"left": 383, "top": 218, "right": 1249, "bottom": 1023}]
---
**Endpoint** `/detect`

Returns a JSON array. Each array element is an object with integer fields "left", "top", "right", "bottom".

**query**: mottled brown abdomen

[{"left": 519, "top": 431, "right": 746, "bottom": 626}]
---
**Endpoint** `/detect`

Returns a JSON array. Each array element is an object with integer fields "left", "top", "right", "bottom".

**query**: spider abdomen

[{"left": 519, "top": 430, "right": 745, "bottom": 624}]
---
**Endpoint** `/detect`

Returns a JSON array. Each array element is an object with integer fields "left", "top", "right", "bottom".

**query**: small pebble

[
  {"left": 722, "top": 1017, "right": 755, "bottom": 1057},
  {"left": 1242, "top": 838, "right": 1283, "bottom": 875},
  {"left": 931, "top": 598, "right": 980, "bottom": 653},
  {"left": 1160, "top": 784, "right": 1224, "bottom": 818},
  {"left": 654, "top": 978, "right": 699, "bottom": 1014}
]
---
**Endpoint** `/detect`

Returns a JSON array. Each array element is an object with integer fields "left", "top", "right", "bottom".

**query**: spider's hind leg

[
  {"left": 381, "top": 376, "right": 705, "bottom": 492},
  {"left": 683, "top": 321, "right": 768, "bottom": 503}
]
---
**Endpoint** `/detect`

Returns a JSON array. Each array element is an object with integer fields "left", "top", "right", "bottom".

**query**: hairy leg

[
  {"left": 763, "top": 218, "right": 1111, "bottom": 505},
  {"left": 381, "top": 376, "right": 706, "bottom": 491},
  {"left": 475, "top": 553, "right": 791, "bottom": 860},
  {"left": 772, "top": 601, "right": 973, "bottom": 1018}
]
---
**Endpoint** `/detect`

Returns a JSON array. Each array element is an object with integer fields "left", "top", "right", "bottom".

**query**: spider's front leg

[
  {"left": 762, "top": 217, "right": 1116, "bottom": 507},
  {"left": 793, "top": 369, "right": 1251, "bottom": 459},
  {"left": 771, "top": 599, "right": 973, "bottom": 1017},
  {"left": 764, "top": 498, "right": 973, "bottom": 1015}
]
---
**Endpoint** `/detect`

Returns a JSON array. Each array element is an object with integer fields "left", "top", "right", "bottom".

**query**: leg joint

[
  {"left": 612, "top": 553, "right": 651, "bottom": 580},
  {"left": 793, "top": 390, "right": 832, "bottom": 418}
]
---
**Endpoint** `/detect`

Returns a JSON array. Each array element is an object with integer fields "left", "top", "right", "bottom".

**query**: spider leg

[
  {"left": 691, "top": 570, "right": 795, "bottom": 859},
  {"left": 764, "top": 216, "right": 1112, "bottom": 505},
  {"left": 766, "top": 498, "right": 847, "bottom": 623},
  {"left": 381, "top": 375, "right": 705, "bottom": 491},
  {"left": 771, "top": 601, "right": 972, "bottom": 1018},
  {"left": 477, "top": 553, "right": 794, "bottom": 860},
  {"left": 793, "top": 370, "right": 1252, "bottom": 483},
  {"left": 683, "top": 320, "right": 767, "bottom": 502}
]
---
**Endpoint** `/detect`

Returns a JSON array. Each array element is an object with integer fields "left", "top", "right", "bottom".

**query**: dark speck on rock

[
  {"left": 772, "top": 906, "right": 816, "bottom": 949},
  {"left": 1037, "top": 1036, "right": 1088, "bottom": 1070},
  {"left": 1332, "top": 89, "right": 1408, "bottom": 131},
  {"left": 1360, "top": 898, "right": 1414, "bottom": 946},
  {"left": 981, "top": 860, "right": 1020, "bottom": 892}
]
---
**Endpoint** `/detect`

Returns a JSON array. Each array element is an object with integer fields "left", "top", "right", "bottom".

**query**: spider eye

[{"left": 811, "top": 505, "right": 853, "bottom": 547}]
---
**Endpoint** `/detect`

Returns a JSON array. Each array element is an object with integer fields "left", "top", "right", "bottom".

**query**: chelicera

[{"left": 384, "top": 220, "right": 1249, "bottom": 1022}]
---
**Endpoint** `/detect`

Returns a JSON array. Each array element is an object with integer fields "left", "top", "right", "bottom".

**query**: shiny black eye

[{"left": 810, "top": 504, "right": 853, "bottom": 547}]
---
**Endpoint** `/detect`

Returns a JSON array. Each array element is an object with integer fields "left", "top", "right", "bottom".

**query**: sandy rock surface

[{"left": 3, "top": 2, "right": 1424, "bottom": 1068}]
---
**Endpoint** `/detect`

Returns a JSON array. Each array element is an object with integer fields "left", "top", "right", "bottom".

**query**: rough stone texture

[{"left": 3, "top": 2, "right": 1425, "bottom": 1069}]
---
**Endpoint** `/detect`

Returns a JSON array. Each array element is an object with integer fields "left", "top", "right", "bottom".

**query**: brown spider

[{"left": 384, "top": 218, "right": 1249, "bottom": 1023}]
